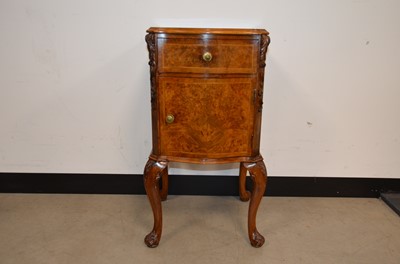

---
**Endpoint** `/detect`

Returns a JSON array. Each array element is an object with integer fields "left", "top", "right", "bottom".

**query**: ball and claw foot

[
  {"left": 144, "top": 231, "right": 160, "bottom": 248},
  {"left": 250, "top": 230, "right": 265, "bottom": 248}
]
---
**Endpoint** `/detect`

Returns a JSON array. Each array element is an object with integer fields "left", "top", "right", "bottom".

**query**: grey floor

[{"left": 1, "top": 194, "right": 400, "bottom": 264}]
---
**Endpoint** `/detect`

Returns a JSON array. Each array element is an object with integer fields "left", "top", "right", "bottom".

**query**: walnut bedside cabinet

[{"left": 143, "top": 27, "right": 270, "bottom": 248}]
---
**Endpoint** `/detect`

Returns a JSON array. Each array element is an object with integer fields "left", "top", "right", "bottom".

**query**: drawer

[{"left": 157, "top": 37, "right": 259, "bottom": 74}]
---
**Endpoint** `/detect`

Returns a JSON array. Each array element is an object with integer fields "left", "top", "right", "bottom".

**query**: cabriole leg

[
  {"left": 243, "top": 161, "right": 267, "bottom": 247},
  {"left": 143, "top": 159, "right": 168, "bottom": 248}
]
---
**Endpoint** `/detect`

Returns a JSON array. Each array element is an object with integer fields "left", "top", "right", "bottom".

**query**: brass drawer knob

[
  {"left": 202, "top": 52, "right": 213, "bottom": 62},
  {"left": 166, "top": 114, "right": 175, "bottom": 124}
]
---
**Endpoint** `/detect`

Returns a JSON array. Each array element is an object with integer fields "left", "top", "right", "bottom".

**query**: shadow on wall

[{"left": 262, "top": 55, "right": 336, "bottom": 176}]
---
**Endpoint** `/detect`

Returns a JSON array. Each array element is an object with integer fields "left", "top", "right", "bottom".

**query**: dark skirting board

[{"left": 1, "top": 173, "right": 400, "bottom": 198}]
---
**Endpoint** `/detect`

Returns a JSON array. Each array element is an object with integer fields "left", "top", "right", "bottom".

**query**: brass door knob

[
  {"left": 202, "top": 52, "right": 213, "bottom": 62},
  {"left": 166, "top": 114, "right": 175, "bottom": 124}
]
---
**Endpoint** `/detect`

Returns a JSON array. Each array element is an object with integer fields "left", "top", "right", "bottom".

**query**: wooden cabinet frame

[{"left": 143, "top": 27, "right": 270, "bottom": 248}]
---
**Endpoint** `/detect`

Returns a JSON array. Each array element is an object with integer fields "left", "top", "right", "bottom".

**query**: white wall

[{"left": 1, "top": 0, "right": 399, "bottom": 177}]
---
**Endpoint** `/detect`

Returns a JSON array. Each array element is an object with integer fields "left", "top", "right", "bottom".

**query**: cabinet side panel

[
  {"left": 252, "top": 34, "right": 270, "bottom": 156},
  {"left": 145, "top": 32, "right": 160, "bottom": 155}
]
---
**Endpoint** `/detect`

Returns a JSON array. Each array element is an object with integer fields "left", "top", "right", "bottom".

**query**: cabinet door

[{"left": 159, "top": 77, "right": 255, "bottom": 159}]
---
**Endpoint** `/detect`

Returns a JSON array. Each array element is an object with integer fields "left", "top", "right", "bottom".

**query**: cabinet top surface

[{"left": 147, "top": 27, "right": 269, "bottom": 35}]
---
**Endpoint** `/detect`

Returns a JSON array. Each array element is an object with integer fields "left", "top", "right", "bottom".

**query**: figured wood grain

[
  {"left": 158, "top": 38, "right": 258, "bottom": 74},
  {"left": 159, "top": 77, "right": 255, "bottom": 158}
]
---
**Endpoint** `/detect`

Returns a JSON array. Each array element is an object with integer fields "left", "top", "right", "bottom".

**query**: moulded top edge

[{"left": 146, "top": 27, "right": 269, "bottom": 35}]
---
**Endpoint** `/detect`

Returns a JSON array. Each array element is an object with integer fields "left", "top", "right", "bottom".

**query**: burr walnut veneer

[{"left": 144, "top": 27, "right": 270, "bottom": 248}]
